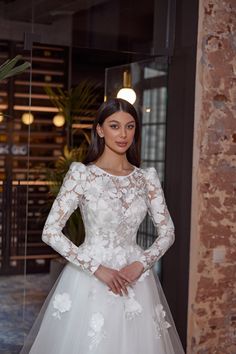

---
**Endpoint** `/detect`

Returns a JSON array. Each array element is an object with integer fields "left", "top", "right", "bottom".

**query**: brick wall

[{"left": 187, "top": 1, "right": 236, "bottom": 353}]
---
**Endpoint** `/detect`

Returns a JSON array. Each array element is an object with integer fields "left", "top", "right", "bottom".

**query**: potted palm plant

[
  {"left": 45, "top": 81, "right": 100, "bottom": 148},
  {"left": 44, "top": 81, "right": 101, "bottom": 280},
  {"left": 45, "top": 81, "right": 101, "bottom": 243}
]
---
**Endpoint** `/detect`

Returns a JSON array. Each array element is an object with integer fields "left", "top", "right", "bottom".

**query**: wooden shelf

[
  {"left": 24, "top": 56, "right": 64, "bottom": 64},
  {"left": 16, "top": 156, "right": 59, "bottom": 161},
  {"left": 14, "top": 131, "right": 62, "bottom": 137},
  {"left": 14, "top": 105, "right": 58, "bottom": 112},
  {"left": 14, "top": 93, "right": 51, "bottom": 99},
  {"left": 15, "top": 80, "right": 64, "bottom": 88},
  {"left": 25, "top": 69, "right": 64, "bottom": 76},
  {"left": 0, "top": 41, "right": 68, "bottom": 274},
  {"left": 10, "top": 254, "right": 58, "bottom": 260}
]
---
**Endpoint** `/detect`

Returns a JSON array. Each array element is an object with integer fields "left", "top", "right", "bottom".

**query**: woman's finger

[
  {"left": 118, "top": 272, "right": 132, "bottom": 283},
  {"left": 110, "top": 283, "right": 119, "bottom": 295},
  {"left": 113, "top": 279, "right": 123, "bottom": 296},
  {"left": 116, "top": 277, "right": 128, "bottom": 295}
]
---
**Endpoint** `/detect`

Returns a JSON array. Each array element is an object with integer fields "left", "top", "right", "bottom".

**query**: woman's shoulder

[
  {"left": 138, "top": 166, "right": 161, "bottom": 185},
  {"left": 139, "top": 165, "right": 158, "bottom": 176},
  {"left": 68, "top": 161, "right": 87, "bottom": 174}
]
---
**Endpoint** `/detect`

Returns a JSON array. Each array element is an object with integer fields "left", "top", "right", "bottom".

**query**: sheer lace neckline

[{"left": 90, "top": 163, "right": 137, "bottom": 178}]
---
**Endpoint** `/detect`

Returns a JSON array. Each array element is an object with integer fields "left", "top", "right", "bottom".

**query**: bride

[{"left": 20, "top": 98, "right": 185, "bottom": 353}]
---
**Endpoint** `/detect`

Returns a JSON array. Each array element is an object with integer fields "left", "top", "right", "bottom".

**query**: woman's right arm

[{"left": 42, "top": 162, "right": 100, "bottom": 276}]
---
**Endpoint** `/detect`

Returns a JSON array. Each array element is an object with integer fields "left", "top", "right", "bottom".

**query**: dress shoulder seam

[
  {"left": 70, "top": 161, "right": 86, "bottom": 169},
  {"left": 141, "top": 166, "right": 157, "bottom": 175}
]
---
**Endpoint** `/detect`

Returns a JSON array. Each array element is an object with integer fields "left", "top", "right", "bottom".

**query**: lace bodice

[{"left": 42, "top": 162, "right": 175, "bottom": 276}]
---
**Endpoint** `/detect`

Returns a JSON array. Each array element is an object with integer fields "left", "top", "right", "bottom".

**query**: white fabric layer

[
  {"left": 20, "top": 162, "right": 185, "bottom": 354},
  {"left": 20, "top": 264, "right": 185, "bottom": 354}
]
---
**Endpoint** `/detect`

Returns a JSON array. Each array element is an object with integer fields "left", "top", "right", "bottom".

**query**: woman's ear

[{"left": 96, "top": 124, "right": 104, "bottom": 138}]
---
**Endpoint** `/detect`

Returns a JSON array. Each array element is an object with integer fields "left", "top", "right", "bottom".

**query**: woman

[{"left": 20, "top": 98, "right": 185, "bottom": 353}]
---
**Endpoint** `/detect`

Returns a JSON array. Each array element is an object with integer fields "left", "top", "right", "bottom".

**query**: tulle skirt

[{"left": 20, "top": 262, "right": 185, "bottom": 354}]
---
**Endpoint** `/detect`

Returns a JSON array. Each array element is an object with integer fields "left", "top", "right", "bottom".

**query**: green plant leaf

[
  {"left": 44, "top": 80, "right": 100, "bottom": 126},
  {"left": 0, "top": 55, "right": 30, "bottom": 81}
]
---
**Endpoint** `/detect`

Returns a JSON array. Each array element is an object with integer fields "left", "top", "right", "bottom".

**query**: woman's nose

[{"left": 120, "top": 127, "right": 127, "bottom": 138}]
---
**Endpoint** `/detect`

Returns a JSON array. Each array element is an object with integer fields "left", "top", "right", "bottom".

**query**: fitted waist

[
  {"left": 78, "top": 241, "right": 143, "bottom": 269},
  {"left": 83, "top": 232, "right": 138, "bottom": 247},
  {"left": 83, "top": 239, "right": 138, "bottom": 247}
]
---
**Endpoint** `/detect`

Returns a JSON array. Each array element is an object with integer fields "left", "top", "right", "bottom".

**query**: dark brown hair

[{"left": 83, "top": 98, "right": 141, "bottom": 167}]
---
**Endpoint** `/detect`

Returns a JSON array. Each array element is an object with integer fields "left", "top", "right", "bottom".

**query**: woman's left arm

[{"left": 138, "top": 167, "right": 175, "bottom": 272}]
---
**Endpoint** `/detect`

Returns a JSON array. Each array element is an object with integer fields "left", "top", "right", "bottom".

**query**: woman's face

[{"left": 96, "top": 111, "right": 136, "bottom": 154}]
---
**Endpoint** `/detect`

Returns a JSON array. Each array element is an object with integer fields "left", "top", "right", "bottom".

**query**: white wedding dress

[{"left": 20, "top": 162, "right": 185, "bottom": 354}]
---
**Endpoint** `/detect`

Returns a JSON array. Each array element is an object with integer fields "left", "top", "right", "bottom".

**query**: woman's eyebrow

[{"left": 108, "top": 120, "right": 135, "bottom": 124}]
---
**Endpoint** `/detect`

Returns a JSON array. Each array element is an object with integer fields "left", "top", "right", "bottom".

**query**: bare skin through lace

[{"left": 42, "top": 162, "right": 175, "bottom": 276}]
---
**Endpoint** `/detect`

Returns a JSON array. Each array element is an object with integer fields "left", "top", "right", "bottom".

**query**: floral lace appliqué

[
  {"left": 124, "top": 287, "right": 142, "bottom": 320},
  {"left": 153, "top": 304, "right": 171, "bottom": 338},
  {"left": 42, "top": 162, "right": 175, "bottom": 277},
  {"left": 52, "top": 292, "right": 72, "bottom": 319},
  {"left": 88, "top": 312, "right": 106, "bottom": 350}
]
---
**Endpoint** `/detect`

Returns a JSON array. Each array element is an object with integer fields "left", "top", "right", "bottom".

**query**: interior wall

[
  {"left": 188, "top": 1, "right": 236, "bottom": 353},
  {"left": 162, "top": 0, "right": 199, "bottom": 349}
]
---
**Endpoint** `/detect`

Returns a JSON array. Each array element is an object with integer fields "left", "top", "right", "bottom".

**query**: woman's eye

[{"left": 109, "top": 124, "right": 135, "bottom": 129}]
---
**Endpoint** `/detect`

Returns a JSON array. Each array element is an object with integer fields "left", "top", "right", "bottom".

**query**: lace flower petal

[{"left": 52, "top": 292, "right": 72, "bottom": 319}]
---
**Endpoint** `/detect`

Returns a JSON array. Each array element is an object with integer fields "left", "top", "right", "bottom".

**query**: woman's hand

[
  {"left": 118, "top": 261, "right": 144, "bottom": 284},
  {"left": 94, "top": 264, "right": 132, "bottom": 296}
]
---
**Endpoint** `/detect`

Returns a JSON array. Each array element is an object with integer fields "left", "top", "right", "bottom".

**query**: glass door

[
  {"left": 0, "top": 5, "right": 69, "bottom": 352},
  {"left": 105, "top": 57, "right": 169, "bottom": 276}
]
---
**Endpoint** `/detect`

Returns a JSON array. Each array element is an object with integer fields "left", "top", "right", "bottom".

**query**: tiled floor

[{"left": 0, "top": 274, "right": 51, "bottom": 354}]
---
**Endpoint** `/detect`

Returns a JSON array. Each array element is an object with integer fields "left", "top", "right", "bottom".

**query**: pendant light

[
  {"left": 22, "top": 112, "right": 34, "bottom": 125},
  {"left": 117, "top": 70, "right": 136, "bottom": 104},
  {"left": 53, "top": 113, "right": 65, "bottom": 127}
]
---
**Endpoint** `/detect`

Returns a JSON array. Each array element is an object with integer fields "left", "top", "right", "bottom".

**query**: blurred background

[{"left": 0, "top": 0, "right": 235, "bottom": 353}]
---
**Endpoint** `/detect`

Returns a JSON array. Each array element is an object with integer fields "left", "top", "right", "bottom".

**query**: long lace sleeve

[
  {"left": 139, "top": 167, "right": 175, "bottom": 272},
  {"left": 42, "top": 162, "right": 100, "bottom": 276}
]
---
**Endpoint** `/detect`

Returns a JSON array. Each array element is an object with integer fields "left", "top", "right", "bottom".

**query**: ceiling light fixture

[{"left": 117, "top": 70, "right": 136, "bottom": 105}]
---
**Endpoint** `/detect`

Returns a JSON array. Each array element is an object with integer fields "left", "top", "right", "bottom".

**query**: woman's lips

[{"left": 116, "top": 142, "right": 128, "bottom": 147}]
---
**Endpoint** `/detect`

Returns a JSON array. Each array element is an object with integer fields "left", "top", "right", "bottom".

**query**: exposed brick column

[{"left": 187, "top": 1, "right": 236, "bottom": 353}]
